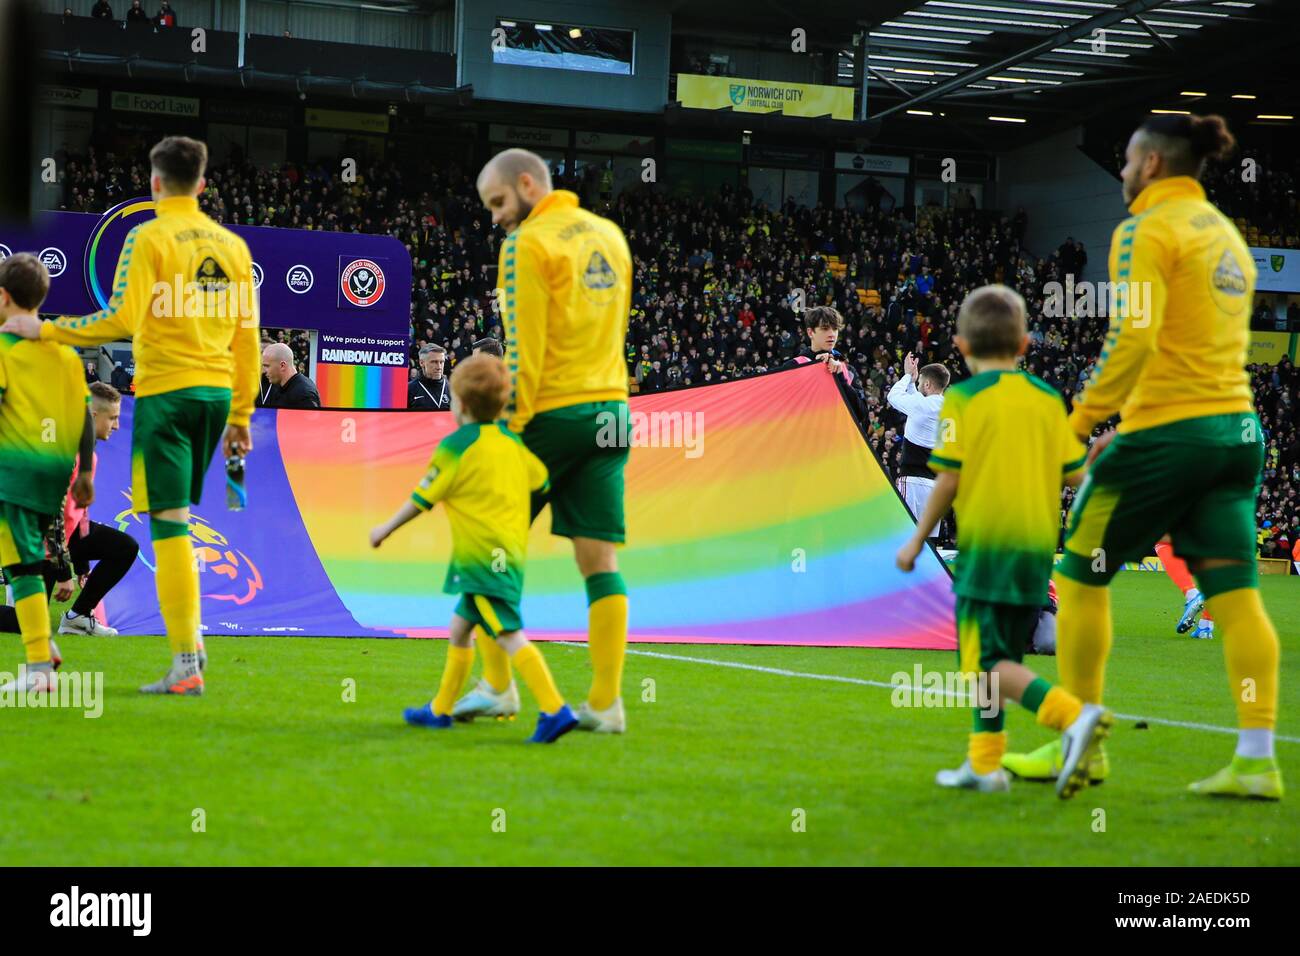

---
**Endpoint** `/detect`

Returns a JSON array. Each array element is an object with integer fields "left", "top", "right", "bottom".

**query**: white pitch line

[{"left": 553, "top": 642, "right": 1300, "bottom": 745}]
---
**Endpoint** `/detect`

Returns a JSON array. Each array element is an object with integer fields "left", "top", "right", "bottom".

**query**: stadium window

[{"left": 492, "top": 19, "right": 634, "bottom": 76}]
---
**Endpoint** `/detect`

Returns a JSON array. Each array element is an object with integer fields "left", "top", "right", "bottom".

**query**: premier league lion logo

[{"left": 115, "top": 494, "right": 264, "bottom": 606}]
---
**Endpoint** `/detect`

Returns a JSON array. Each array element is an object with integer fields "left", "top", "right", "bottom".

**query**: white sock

[
  {"left": 1236, "top": 728, "right": 1274, "bottom": 760},
  {"left": 174, "top": 651, "right": 201, "bottom": 675},
  {"left": 1184, "top": 587, "right": 1200, "bottom": 600}
]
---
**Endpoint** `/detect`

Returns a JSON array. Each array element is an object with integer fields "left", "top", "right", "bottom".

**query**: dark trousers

[{"left": 0, "top": 521, "right": 138, "bottom": 631}]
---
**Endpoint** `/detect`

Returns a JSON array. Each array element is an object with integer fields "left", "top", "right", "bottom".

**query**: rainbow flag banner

[
  {"left": 315, "top": 362, "right": 408, "bottom": 409},
  {"left": 94, "top": 365, "right": 955, "bottom": 649}
]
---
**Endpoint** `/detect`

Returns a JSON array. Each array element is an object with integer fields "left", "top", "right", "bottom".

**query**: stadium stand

[{"left": 43, "top": 139, "right": 1298, "bottom": 552}]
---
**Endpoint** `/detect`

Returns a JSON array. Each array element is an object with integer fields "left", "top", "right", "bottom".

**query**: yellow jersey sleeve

[
  {"left": 1060, "top": 412, "right": 1088, "bottom": 479},
  {"left": 410, "top": 441, "right": 462, "bottom": 511},
  {"left": 66, "top": 348, "right": 90, "bottom": 406},
  {"left": 928, "top": 392, "right": 964, "bottom": 472},
  {"left": 42, "top": 224, "right": 152, "bottom": 347},
  {"left": 503, "top": 230, "right": 552, "bottom": 433},
  {"left": 523, "top": 443, "right": 550, "bottom": 494},
  {"left": 1068, "top": 216, "right": 1172, "bottom": 439},
  {"left": 228, "top": 239, "right": 262, "bottom": 427}
]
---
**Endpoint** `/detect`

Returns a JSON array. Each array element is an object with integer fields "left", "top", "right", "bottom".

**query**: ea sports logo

[
  {"left": 286, "top": 264, "right": 313, "bottom": 294},
  {"left": 40, "top": 247, "right": 67, "bottom": 277},
  {"left": 341, "top": 258, "right": 385, "bottom": 307},
  {"left": 251, "top": 261, "right": 265, "bottom": 289}
]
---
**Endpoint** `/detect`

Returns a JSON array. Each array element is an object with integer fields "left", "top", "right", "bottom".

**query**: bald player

[
  {"left": 452, "top": 148, "right": 633, "bottom": 733},
  {"left": 261, "top": 342, "right": 320, "bottom": 410}
]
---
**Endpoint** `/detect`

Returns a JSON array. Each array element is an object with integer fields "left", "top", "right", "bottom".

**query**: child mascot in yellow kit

[
  {"left": 370, "top": 352, "right": 578, "bottom": 743},
  {"left": 897, "top": 285, "right": 1111, "bottom": 798}
]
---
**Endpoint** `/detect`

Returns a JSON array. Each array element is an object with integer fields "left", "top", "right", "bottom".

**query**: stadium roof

[{"left": 672, "top": 0, "right": 1295, "bottom": 142}]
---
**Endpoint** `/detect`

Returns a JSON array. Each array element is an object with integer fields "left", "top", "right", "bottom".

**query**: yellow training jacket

[
  {"left": 40, "top": 195, "right": 262, "bottom": 427},
  {"left": 1069, "top": 176, "right": 1255, "bottom": 438},
  {"left": 497, "top": 190, "right": 631, "bottom": 432}
]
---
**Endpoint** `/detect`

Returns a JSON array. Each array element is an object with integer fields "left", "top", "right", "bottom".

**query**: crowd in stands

[
  {"left": 1109, "top": 139, "right": 1300, "bottom": 249},
  {"left": 1252, "top": 357, "right": 1300, "bottom": 559},
  {"left": 44, "top": 142, "right": 1299, "bottom": 553},
  {"left": 1204, "top": 148, "right": 1300, "bottom": 249},
  {"left": 64, "top": 2, "right": 295, "bottom": 36},
  {"left": 59, "top": 1, "right": 181, "bottom": 28}
]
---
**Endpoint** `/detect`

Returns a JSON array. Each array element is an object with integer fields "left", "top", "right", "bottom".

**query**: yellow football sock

[
  {"left": 1054, "top": 573, "right": 1110, "bottom": 705},
  {"left": 511, "top": 642, "right": 564, "bottom": 714},
  {"left": 968, "top": 731, "right": 1007, "bottom": 775},
  {"left": 15, "top": 590, "right": 52, "bottom": 664},
  {"left": 1035, "top": 686, "right": 1084, "bottom": 731},
  {"left": 153, "top": 533, "right": 199, "bottom": 654},
  {"left": 432, "top": 645, "right": 475, "bottom": 716},
  {"left": 587, "top": 592, "right": 628, "bottom": 711},
  {"left": 476, "top": 626, "right": 512, "bottom": 693},
  {"left": 1206, "top": 588, "right": 1279, "bottom": 730}
]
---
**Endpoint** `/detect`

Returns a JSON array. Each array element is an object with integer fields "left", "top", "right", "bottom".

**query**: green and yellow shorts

[
  {"left": 522, "top": 400, "right": 629, "bottom": 543},
  {"left": 956, "top": 595, "right": 1040, "bottom": 674},
  {"left": 1059, "top": 413, "right": 1263, "bottom": 587},
  {"left": 131, "top": 386, "right": 231, "bottom": 513},
  {"left": 454, "top": 592, "right": 523, "bottom": 638},
  {"left": 0, "top": 499, "right": 54, "bottom": 569}
]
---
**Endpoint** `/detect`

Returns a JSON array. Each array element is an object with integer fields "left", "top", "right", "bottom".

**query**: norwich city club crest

[
  {"left": 1209, "top": 247, "right": 1248, "bottom": 315},
  {"left": 584, "top": 251, "right": 616, "bottom": 290},
  {"left": 578, "top": 245, "right": 619, "bottom": 306},
  {"left": 1272, "top": 254, "right": 1285, "bottom": 273},
  {"left": 1212, "top": 249, "right": 1247, "bottom": 295},
  {"left": 194, "top": 255, "right": 232, "bottom": 293},
  {"left": 730, "top": 84, "right": 746, "bottom": 106}
]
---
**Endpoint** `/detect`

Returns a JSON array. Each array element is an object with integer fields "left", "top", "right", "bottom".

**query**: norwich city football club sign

[
  {"left": 677, "top": 74, "right": 854, "bottom": 121},
  {"left": 1251, "top": 246, "right": 1300, "bottom": 292}
]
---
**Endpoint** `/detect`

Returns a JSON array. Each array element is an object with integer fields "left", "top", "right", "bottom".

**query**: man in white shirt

[{"left": 886, "top": 352, "right": 949, "bottom": 538}]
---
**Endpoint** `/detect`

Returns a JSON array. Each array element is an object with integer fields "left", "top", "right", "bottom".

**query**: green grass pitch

[{"left": 2, "top": 573, "right": 1296, "bottom": 866}]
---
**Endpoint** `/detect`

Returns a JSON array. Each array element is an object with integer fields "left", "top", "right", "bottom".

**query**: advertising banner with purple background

[
  {"left": 93, "top": 398, "right": 385, "bottom": 638},
  {"left": 0, "top": 199, "right": 411, "bottom": 340}
]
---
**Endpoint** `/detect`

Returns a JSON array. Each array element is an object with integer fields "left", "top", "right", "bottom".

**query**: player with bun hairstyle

[
  {"left": 369, "top": 353, "right": 578, "bottom": 743},
  {"left": 1004, "top": 114, "right": 1285, "bottom": 800}
]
